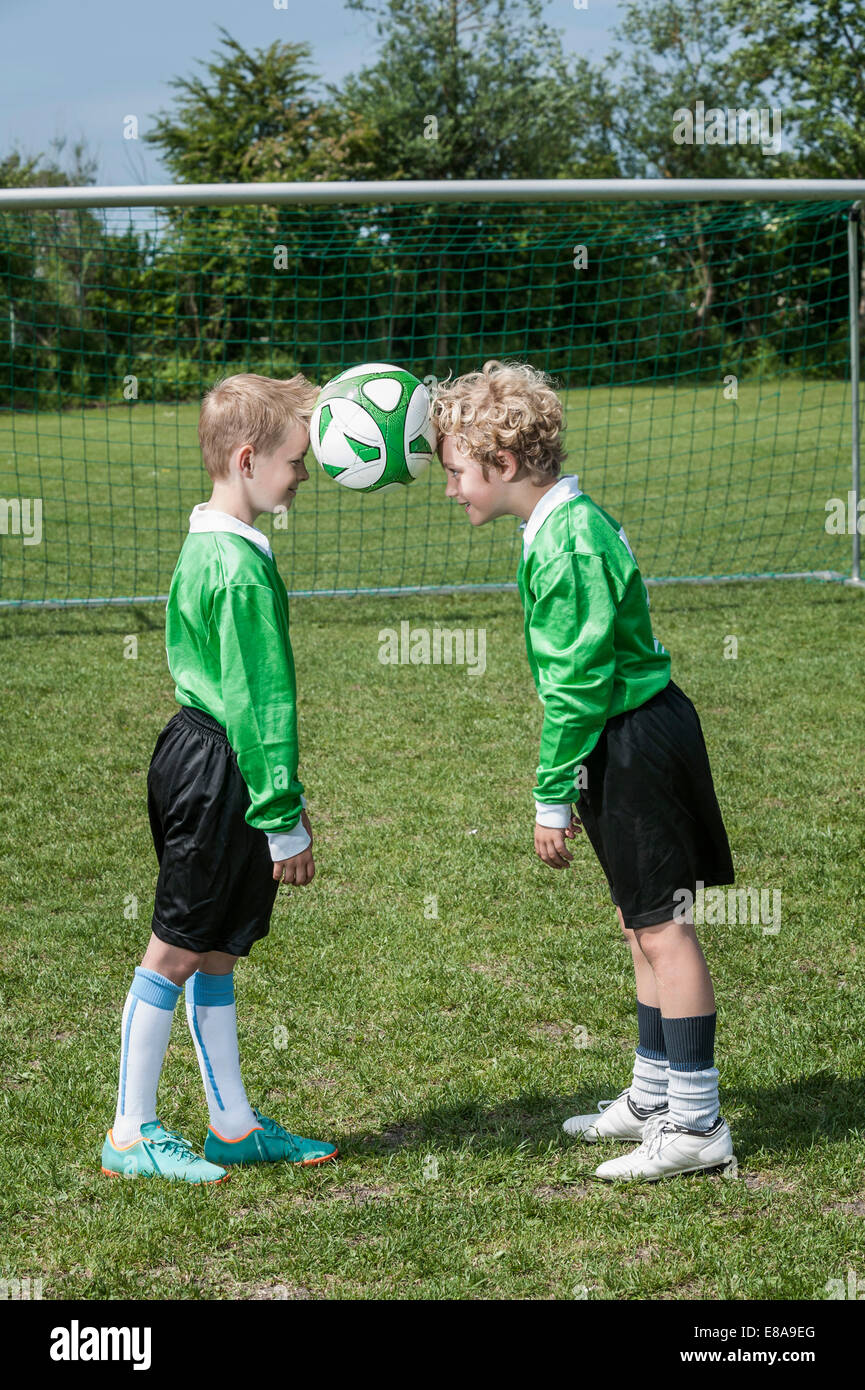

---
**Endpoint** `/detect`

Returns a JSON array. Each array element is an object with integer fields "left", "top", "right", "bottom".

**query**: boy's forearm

[
  {"left": 233, "top": 736, "right": 306, "bottom": 840},
  {"left": 532, "top": 702, "right": 607, "bottom": 808}
]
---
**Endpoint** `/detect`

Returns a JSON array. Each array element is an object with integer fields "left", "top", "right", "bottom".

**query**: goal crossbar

[{"left": 2, "top": 178, "right": 865, "bottom": 211}]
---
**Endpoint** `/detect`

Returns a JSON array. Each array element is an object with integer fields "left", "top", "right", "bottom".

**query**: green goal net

[{"left": 0, "top": 193, "right": 859, "bottom": 605}]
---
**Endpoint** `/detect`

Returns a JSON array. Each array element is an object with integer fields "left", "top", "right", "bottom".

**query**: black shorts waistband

[{"left": 178, "top": 704, "right": 229, "bottom": 745}]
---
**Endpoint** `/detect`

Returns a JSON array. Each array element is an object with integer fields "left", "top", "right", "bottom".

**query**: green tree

[
  {"left": 0, "top": 139, "right": 120, "bottom": 405},
  {"left": 609, "top": 0, "right": 787, "bottom": 179},
  {"left": 329, "top": 0, "right": 619, "bottom": 180},
  {"left": 145, "top": 26, "right": 341, "bottom": 182},
  {"left": 603, "top": 0, "right": 804, "bottom": 344},
  {"left": 323, "top": 0, "right": 621, "bottom": 366},
  {"left": 722, "top": 0, "right": 865, "bottom": 178}
]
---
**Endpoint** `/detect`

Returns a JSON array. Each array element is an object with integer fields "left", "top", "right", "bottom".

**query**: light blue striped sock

[
  {"left": 112, "top": 967, "right": 182, "bottom": 1147},
  {"left": 185, "top": 971, "right": 258, "bottom": 1141}
]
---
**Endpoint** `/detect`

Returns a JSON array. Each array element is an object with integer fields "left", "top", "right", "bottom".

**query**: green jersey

[
  {"left": 164, "top": 504, "right": 308, "bottom": 860},
  {"left": 517, "top": 476, "right": 670, "bottom": 823}
]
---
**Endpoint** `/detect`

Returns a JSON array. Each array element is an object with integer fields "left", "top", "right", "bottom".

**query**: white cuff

[
  {"left": 266, "top": 811, "right": 310, "bottom": 862},
  {"left": 534, "top": 801, "right": 573, "bottom": 829}
]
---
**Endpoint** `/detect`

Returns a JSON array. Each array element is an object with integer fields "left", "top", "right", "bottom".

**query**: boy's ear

[
  {"left": 496, "top": 449, "right": 520, "bottom": 481},
  {"left": 236, "top": 442, "right": 254, "bottom": 474}
]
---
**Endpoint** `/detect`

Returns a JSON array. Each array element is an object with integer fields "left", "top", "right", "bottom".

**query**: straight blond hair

[{"left": 198, "top": 373, "right": 319, "bottom": 480}]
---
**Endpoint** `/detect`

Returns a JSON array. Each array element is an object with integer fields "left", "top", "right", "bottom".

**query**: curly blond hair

[
  {"left": 198, "top": 372, "right": 319, "bottom": 480},
  {"left": 431, "top": 360, "right": 565, "bottom": 482}
]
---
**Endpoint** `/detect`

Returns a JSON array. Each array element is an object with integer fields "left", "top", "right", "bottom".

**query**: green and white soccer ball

[{"left": 310, "top": 362, "right": 436, "bottom": 493}]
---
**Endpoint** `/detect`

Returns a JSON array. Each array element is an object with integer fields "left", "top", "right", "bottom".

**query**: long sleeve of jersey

[
  {"left": 210, "top": 580, "right": 305, "bottom": 837},
  {"left": 526, "top": 552, "right": 617, "bottom": 805}
]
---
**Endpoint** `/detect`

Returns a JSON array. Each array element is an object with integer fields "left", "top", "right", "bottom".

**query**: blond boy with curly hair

[{"left": 433, "top": 360, "right": 736, "bottom": 1182}]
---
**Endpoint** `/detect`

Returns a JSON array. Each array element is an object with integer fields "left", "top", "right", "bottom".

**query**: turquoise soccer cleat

[
  {"left": 204, "top": 1110, "right": 339, "bottom": 1168},
  {"left": 102, "top": 1120, "right": 229, "bottom": 1184}
]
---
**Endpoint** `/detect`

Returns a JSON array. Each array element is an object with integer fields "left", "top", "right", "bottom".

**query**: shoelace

[
  {"left": 596, "top": 1089, "right": 630, "bottom": 1113},
  {"left": 642, "top": 1115, "right": 681, "bottom": 1158},
  {"left": 150, "top": 1126, "right": 198, "bottom": 1163},
  {"left": 254, "top": 1111, "right": 286, "bottom": 1138}
]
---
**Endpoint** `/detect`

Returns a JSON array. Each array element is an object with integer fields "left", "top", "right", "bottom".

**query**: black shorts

[
  {"left": 575, "top": 680, "right": 734, "bottom": 930},
  {"left": 146, "top": 705, "right": 279, "bottom": 956}
]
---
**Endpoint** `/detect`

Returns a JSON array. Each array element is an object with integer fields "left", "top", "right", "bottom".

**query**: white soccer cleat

[
  {"left": 562, "top": 1088, "right": 669, "bottom": 1144},
  {"left": 593, "top": 1114, "right": 735, "bottom": 1182}
]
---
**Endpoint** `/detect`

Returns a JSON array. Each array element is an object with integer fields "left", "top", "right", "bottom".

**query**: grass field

[
  {"left": 1, "top": 574, "right": 864, "bottom": 1300},
  {"left": 0, "top": 377, "right": 857, "bottom": 605}
]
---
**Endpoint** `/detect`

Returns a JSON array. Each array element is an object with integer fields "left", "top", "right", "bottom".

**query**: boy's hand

[
  {"left": 534, "top": 810, "right": 582, "bottom": 869},
  {"left": 273, "top": 847, "right": 315, "bottom": 886},
  {"left": 273, "top": 810, "right": 315, "bottom": 887}
]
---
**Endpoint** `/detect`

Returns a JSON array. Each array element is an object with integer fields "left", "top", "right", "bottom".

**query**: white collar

[
  {"left": 188, "top": 503, "right": 273, "bottom": 560},
  {"left": 520, "top": 474, "right": 582, "bottom": 553}
]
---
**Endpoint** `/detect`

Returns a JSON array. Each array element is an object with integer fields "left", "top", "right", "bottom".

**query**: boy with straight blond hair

[
  {"left": 102, "top": 372, "right": 338, "bottom": 1183},
  {"left": 433, "top": 360, "right": 737, "bottom": 1181}
]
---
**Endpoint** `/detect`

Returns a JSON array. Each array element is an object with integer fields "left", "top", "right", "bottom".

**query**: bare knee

[
  {"left": 140, "top": 933, "right": 202, "bottom": 986},
  {"left": 200, "top": 950, "right": 239, "bottom": 976},
  {"left": 633, "top": 918, "right": 695, "bottom": 966}
]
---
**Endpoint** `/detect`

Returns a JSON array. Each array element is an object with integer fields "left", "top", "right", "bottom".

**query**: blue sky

[{"left": 0, "top": 0, "right": 623, "bottom": 184}]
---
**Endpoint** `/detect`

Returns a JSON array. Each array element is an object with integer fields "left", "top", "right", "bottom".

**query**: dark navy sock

[
  {"left": 661, "top": 1012, "right": 716, "bottom": 1072},
  {"left": 635, "top": 999, "right": 666, "bottom": 1060}
]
